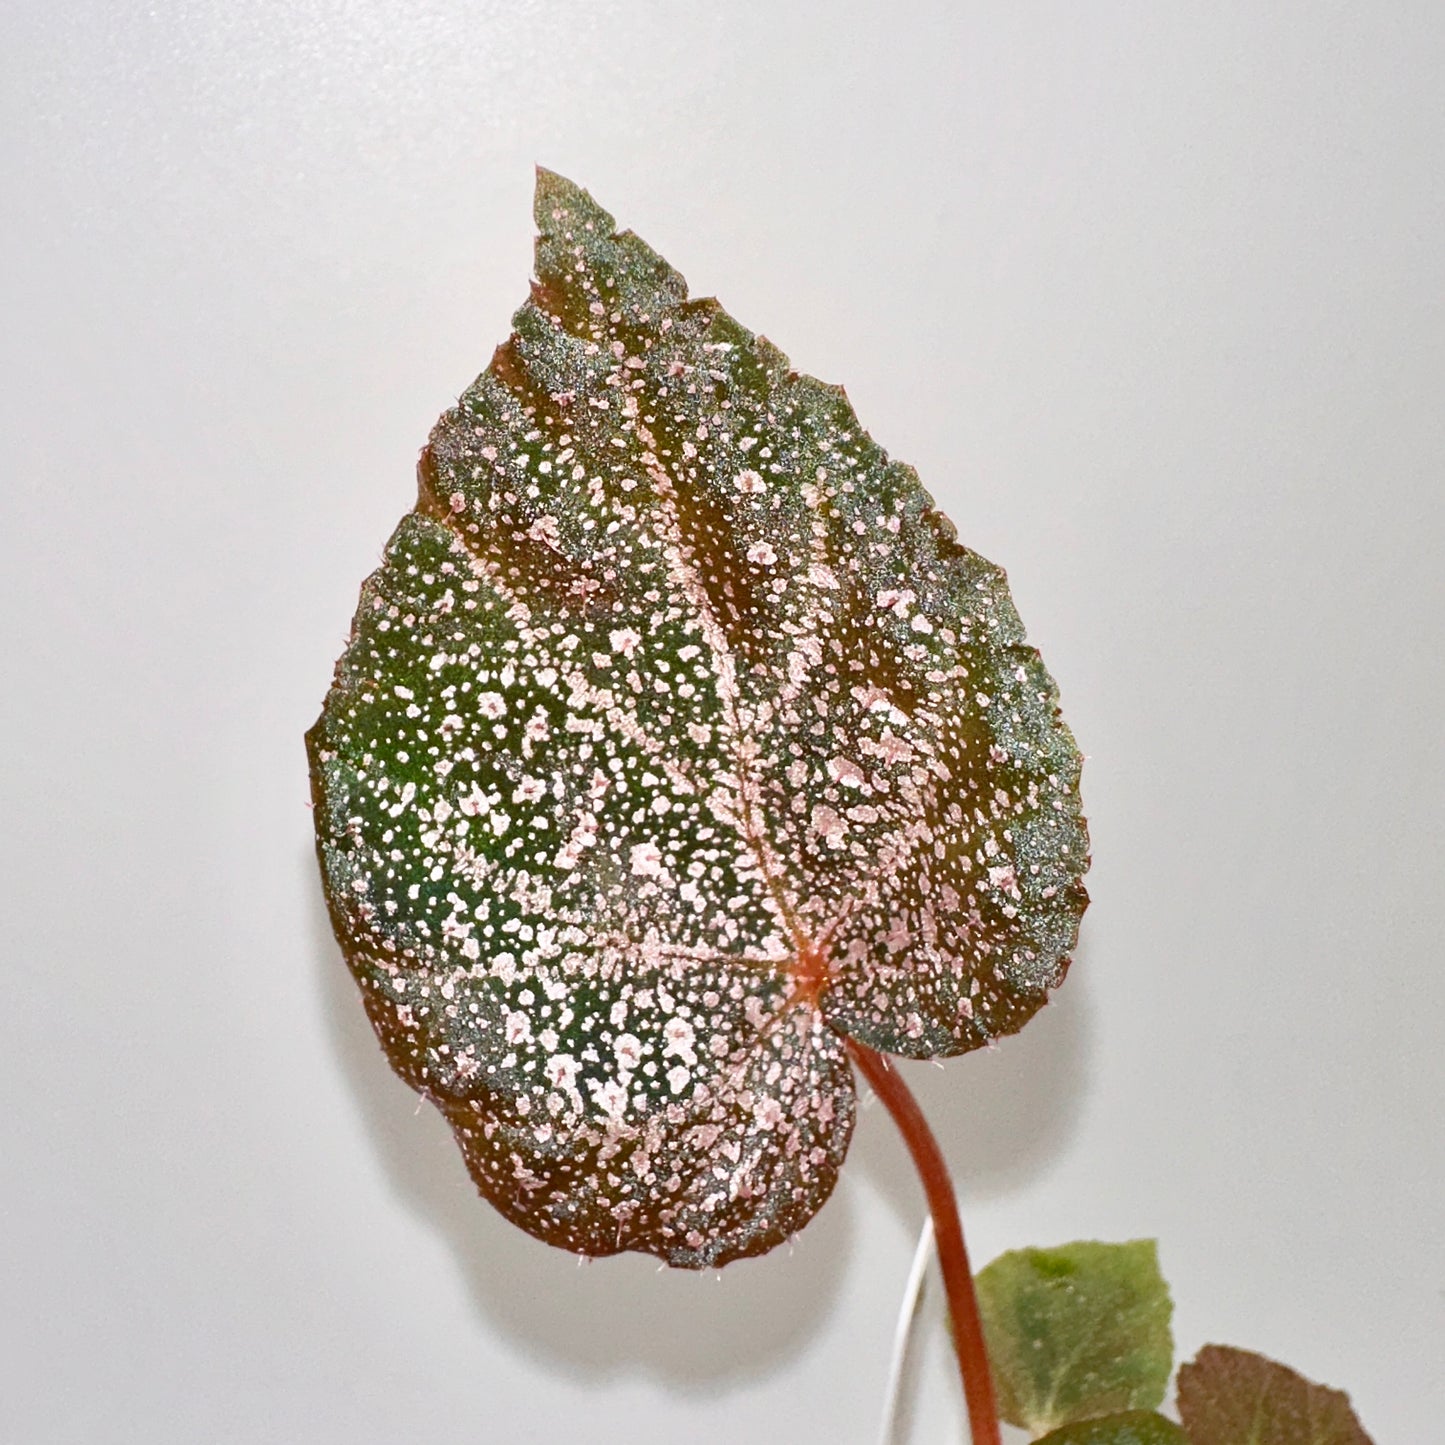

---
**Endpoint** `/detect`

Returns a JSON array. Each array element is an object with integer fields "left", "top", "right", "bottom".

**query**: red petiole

[{"left": 848, "top": 1041, "right": 1002, "bottom": 1445}]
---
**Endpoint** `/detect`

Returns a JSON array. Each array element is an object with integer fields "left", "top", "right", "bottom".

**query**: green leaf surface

[
  {"left": 307, "top": 171, "right": 1088, "bottom": 1268},
  {"left": 1034, "top": 1411, "right": 1187, "bottom": 1445},
  {"left": 1175, "top": 1345, "right": 1375, "bottom": 1445},
  {"left": 975, "top": 1239, "right": 1173, "bottom": 1433}
]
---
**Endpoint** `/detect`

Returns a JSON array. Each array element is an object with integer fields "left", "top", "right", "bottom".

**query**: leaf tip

[{"left": 532, "top": 166, "right": 615, "bottom": 238}]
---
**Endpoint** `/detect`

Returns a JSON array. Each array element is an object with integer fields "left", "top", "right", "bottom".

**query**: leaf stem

[{"left": 848, "top": 1041, "right": 1001, "bottom": 1445}]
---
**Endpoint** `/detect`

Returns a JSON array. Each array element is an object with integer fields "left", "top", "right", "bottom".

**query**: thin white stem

[{"left": 878, "top": 1214, "right": 936, "bottom": 1445}]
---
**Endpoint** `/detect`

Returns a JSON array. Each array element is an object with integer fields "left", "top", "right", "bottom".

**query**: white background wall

[{"left": 4, "top": 3, "right": 1442, "bottom": 1441}]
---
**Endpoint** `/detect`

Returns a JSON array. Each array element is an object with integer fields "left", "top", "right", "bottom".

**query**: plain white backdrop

[{"left": 3, "top": 3, "right": 1442, "bottom": 1441}]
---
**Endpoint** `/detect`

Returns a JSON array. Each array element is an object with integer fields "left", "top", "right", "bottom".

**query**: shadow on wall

[
  {"left": 307, "top": 849, "right": 1091, "bottom": 1387},
  {"left": 850, "top": 941, "right": 1094, "bottom": 1229}
]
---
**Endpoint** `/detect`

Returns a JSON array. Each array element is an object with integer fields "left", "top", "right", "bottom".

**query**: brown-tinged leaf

[
  {"left": 1176, "top": 1345, "right": 1375, "bottom": 1445},
  {"left": 306, "top": 171, "right": 1088, "bottom": 1267}
]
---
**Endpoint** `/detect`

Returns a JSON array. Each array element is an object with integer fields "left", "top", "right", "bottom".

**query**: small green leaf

[
  {"left": 1033, "top": 1411, "right": 1187, "bottom": 1445},
  {"left": 974, "top": 1239, "right": 1173, "bottom": 1433},
  {"left": 1175, "top": 1345, "right": 1375, "bottom": 1445}
]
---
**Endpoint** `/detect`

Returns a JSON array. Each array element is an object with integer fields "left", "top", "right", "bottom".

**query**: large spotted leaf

[{"left": 307, "top": 171, "right": 1088, "bottom": 1268}]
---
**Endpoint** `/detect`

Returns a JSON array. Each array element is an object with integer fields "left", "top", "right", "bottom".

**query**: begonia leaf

[
  {"left": 975, "top": 1239, "right": 1173, "bottom": 1432},
  {"left": 1034, "top": 1411, "right": 1187, "bottom": 1445},
  {"left": 307, "top": 171, "right": 1088, "bottom": 1268},
  {"left": 1175, "top": 1345, "right": 1375, "bottom": 1445}
]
